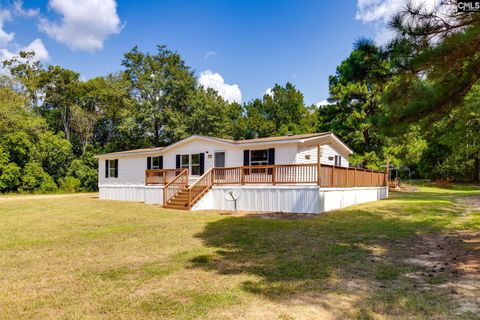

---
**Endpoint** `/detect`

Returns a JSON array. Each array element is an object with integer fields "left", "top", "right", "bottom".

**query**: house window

[
  {"left": 181, "top": 154, "right": 201, "bottom": 175},
  {"left": 181, "top": 154, "right": 189, "bottom": 170},
  {"left": 108, "top": 159, "right": 118, "bottom": 178},
  {"left": 250, "top": 149, "right": 268, "bottom": 166},
  {"left": 191, "top": 154, "right": 200, "bottom": 175},
  {"left": 152, "top": 156, "right": 160, "bottom": 169},
  {"left": 334, "top": 155, "right": 342, "bottom": 166}
]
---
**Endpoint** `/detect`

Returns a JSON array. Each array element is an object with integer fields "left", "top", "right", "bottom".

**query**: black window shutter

[
  {"left": 199, "top": 153, "right": 205, "bottom": 175},
  {"left": 159, "top": 156, "right": 163, "bottom": 169},
  {"left": 243, "top": 150, "right": 250, "bottom": 175},
  {"left": 114, "top": 159, "right": 119, "bottom": 178},
  {"left": 105, "top": 160, "right": 109, "bottom": 178},
  {"left": 268, "top": 148, "right": 275, "bottom": 165},
  {"left": 176, "top": 155, "right": 180, "bottom": 169},
  {"left": 147, "top": 157, "right": 152, "bottom": 169},
  {"left": 243, "top": 150, "right": 250, "bottom": 166},
  {"left": 335, "top": 155, "right": 341, "bottom": 166}
]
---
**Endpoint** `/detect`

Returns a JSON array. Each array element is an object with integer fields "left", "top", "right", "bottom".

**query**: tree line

[
  {"left": 0, "top": 46, "right": 318, "bottom": 193},
  {"left": 0, "top": 2, "right": 479, "bottom": 193}
]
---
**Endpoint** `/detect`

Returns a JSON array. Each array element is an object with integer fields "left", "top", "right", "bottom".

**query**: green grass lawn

[{"left": 0, "top": 186, "right": 479, "bottom": 319}]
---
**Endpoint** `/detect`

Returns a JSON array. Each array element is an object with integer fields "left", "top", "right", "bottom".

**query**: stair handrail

[
  {"left": 187, "top": 168, "right": 214, "bottom": 209},
  {"left": 163, "top": 168, "right": 188, "bottom": 207}
]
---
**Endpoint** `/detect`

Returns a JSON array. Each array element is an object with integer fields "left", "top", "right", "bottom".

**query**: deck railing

[
  {"left": 155, "top": 164, "right": 386, "bottom": 207},
  {"left": 146, "top": 169, "right": 185, "bottom": 185},
  {"left": 187, "top": 168, "right": 214, "bottom": 209},
  {"left": 212, "top": 164, "right": 386, "bottom": 187},
  {"left": 163, "top": 169, "right": 188, "bottom": 207},
  {"left": 319, "top": 165, "right": 386, "bottom": 188}
]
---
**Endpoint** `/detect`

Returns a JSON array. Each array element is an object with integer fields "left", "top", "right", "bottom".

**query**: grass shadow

[{"left": 191, "top": 188, "right": 479, "bottom": 317}]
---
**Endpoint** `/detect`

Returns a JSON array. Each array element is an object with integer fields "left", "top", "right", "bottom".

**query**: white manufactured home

[{"left": 96, "top": 133, "right": 388, "bottom": 213}]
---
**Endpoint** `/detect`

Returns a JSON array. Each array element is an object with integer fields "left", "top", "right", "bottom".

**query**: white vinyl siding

[
  {"left": 192, "top": 185, "right": 388, "bottom": 213},
  {"left": 162, "top": 138, "right": 298, "bottom": 170},
  {"left": 99, "top": 156, "right": 151, "bottom": 186},
  {"left": 320, "top": 145, "right": 349, "bottom": 167},
  {"left": 98, "top": 138, "right": 350, "bottom": 187},
  {"left": 295, "top": 144, "right": 349, "bottom": 167}
]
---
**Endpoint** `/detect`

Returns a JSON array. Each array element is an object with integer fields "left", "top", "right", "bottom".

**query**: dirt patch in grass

[
  {"left": 1, "top": 187, "right": 479, "bottom": 319},
  {"left": 457, "top": 195, "right": 480, "bottom": 212},
  {"left": 404, "top": 231, "right": 480, "bottom": 317},
  {"left": 216, "top": 211, "right": 319, "bottom": 220}
]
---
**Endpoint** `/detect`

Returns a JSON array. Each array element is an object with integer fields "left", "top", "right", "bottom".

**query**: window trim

[
  {"left": 152, "top": 156, "right": 160, "bottom": 170},
  {"left": 334, "top": 155, "right": 342, "bottom": 167},
  {"left": 108, "top": 159, "right": 118, "bottom": 178},
  {"left": 181, "top": 153, "right": 201, "bottom": 175},
  {"left": 181, "top": 154, "right": 190, "bottom": 170},
  {"left": 191, "top": 153, "right": 200, "bottom": 176},
  {"left": 214, "top": 150, "right": 226, "bottom": 168},
  {"left": 250, "top": 149, "right": 269, "bottom": 166}
]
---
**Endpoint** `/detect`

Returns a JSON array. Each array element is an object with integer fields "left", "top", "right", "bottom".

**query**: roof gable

[
  {"left": 95, "top": 132, "right": 353, "bottom": 158},
  {"left": 158, "top": 135, "right": 234, "bottom": 153}
]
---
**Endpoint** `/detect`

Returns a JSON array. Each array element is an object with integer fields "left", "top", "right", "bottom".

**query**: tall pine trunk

[{"left": 475, "top": 155, "right": 480, "bottom": 182}]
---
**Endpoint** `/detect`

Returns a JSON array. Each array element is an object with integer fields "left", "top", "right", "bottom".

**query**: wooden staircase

[
  {"left": 163, "top": 186, "right": 205, "bottom": 210},
  {"left": 163, "top": 187, "right": 189, "bottom": 210},
  {"left": 163, "top": 168, "right": 214, "bottom": 210}
]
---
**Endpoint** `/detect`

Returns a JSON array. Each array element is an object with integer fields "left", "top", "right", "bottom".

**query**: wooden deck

[
  {"left": 146, "top": 164, "right": 386, "bottom": 187},
  {"left": 212, "top": 164, "right": 386, "bottom": 187},
  {"left": 146, "top": 164, "right": 388, "bottom": 210},
  {"left": 145, "top": 169, "right": 184, "bottom": 185}
]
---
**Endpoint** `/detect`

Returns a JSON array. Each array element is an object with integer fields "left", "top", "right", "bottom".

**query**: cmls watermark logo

[{"left": 458, "top": 1, "right": 480, "bottom": 12}]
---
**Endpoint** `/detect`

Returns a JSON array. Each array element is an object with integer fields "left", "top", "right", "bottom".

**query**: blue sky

[{"left": 0, "top": 0, "right": 403, "bottom": 105}]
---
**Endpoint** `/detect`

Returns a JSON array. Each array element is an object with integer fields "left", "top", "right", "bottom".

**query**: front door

[{"left": 214, "top": 152, "right": 225, "bottom": 168}]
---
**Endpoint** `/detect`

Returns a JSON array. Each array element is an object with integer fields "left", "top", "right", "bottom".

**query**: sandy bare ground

[
  {"left": 0, "top": 193, "right": 97, "bottom": 201},
  {"left": 458, "top": 194, "right": 480, "bottom": 212},
  {"left": 403, "top": 195, "right": 480, "bottom": 316}
]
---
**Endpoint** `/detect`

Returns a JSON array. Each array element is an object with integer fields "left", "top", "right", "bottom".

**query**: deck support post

[
  {"left": 331, "top": 165, "right": 335, "bottom": 187},
  {"left": 317, "top": 143, "right": 321, "bottom": 186},
  {"left": 345, "top": 167, "right": 348, "bottom": 187},
  {"left": 163, "top": 187, "right": 166, "bottom": 207},
  {"left": 353, "top": 168, "right": 357, "bottom": 187},
  {"left": 385, "top": 159, "right": 390, "bottom": 186}
]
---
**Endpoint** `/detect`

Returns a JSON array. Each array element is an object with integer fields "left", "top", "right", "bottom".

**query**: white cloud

[
  {"left": 315, "top": 99, "right": 330, "bottom": 107},
  {"left": 198, "top": 70, "right": 242, "bottom": 104},
  {"left": 356, "top": 0, "right": 438, "bottom": 44},
  {"left": 0, "top": 9, "right": 14, "bottom": 44},
  {"left": 13, "top": 1, "right": 39, "bottom": 17},
  {"left": 265, "top": 88, "right": 273, "bottom": 96},
  {"left": 22, "top": 38, "right": 49, "bottom": 61},
  {"left": 0, "top": 48, "right": 15, "bottom": 62},
  {"left": 0, "top": 3, "right": 48, "bottom": 65},
  {"left": 39, "top": 0, "right": 122, "bottom": 52},
  {"left": 204, "top": 50, "right": 216, "bottom": 59},
  {"left": 0, "top": 38, "right": 49, "bottom": 62}
]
